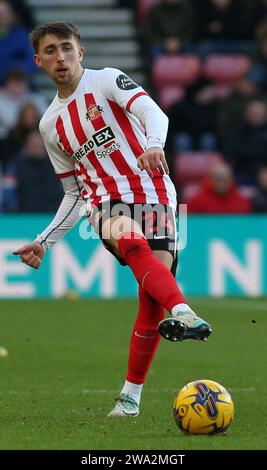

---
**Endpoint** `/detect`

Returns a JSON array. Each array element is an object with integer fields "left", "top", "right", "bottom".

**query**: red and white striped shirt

[{"left": 39, "top": 68, "right": 177, "bottom": 210}]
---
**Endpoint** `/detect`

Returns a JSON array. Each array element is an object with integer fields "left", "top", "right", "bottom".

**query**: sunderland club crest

[{"left": 85, "top": 104, "right": 103, "bottom": 121}]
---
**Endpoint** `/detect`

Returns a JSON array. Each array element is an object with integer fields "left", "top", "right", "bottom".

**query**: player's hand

[
  {"left": 137, "top": 147, "right": 169, "bottom": 178},
  {"left": 12, "top": 241, "right": 45, "bottom": 270}
]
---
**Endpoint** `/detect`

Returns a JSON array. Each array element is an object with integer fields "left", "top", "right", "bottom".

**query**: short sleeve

[{"left": 99, "top": 67, "right": 149, "bottom": 112}]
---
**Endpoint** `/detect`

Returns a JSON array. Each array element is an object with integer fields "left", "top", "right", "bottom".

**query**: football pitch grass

[{"left": 0, "top": 297, "right": 266, "bottom": 450}]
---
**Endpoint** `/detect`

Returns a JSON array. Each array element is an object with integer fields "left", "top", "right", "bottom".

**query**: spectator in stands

[
  {"left": 255, "top": 18, "right": 267, "bottom": 41},
  {"left": 13, "top": 130, "right": 63, "bottom": 213},
  {"left": 186, "top": 162, "right": 252, "bottom": 213},
  {"left": 248, "top": 0, "right": 267, "bottom": 40},
  {"left": 0, "top": 0, "right": 36, "bottom": 84},
  {"left": 145, "top": 0, "right": 194, "bottom": 57},
  {"left": 224, "top": 99, "right": 267, "bottom": 184},
  {"left": 218, "top": 78, "right": 261, "bottom": 143},
  {"left": 2, "top": 103, "right": 40, "bottom": 166},
  {"left": 0, "top": 69, "right": 47, "bottom": 164},
  {"left": 9, "top": 0, "right": 35, "bottom": 30},
  {"left": 0, "top": 163, "right": 17, "bottom": 212},
  {"left": 166, "top": 78, "right": 221, "bottom": 153},
  {"left": 252, "top": 164, "right": 267, "bottom": 212},
  {"left": 248, "top": 38, "right": 267, "bottom": 89},
  {"left": 191, "top": 0, "right": 253, "bottom": 55},
  {"left": 243, "top": 0, "right": 267, "bottom": 37}
]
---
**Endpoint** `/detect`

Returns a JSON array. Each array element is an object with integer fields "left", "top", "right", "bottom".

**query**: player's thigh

[
  {"left": 101, "top": 215, "right": 143, "bottom": 257},
  {"left": 153, "top": 249, "right": 173, "bottom": 270}
]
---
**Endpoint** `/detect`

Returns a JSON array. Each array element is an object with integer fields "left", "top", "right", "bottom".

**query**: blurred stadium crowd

[{"left": 1, "top": 0, "right": 267, "bottom": 214}]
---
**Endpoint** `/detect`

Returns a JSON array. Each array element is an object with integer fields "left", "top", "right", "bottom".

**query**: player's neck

[{"left": 57, "top": 66, "right": 84, "bottom": 99}]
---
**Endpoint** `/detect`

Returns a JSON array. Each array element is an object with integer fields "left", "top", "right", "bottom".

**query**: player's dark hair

[{"left": 29, "top": 21, "right": 81, "bottom": 52}]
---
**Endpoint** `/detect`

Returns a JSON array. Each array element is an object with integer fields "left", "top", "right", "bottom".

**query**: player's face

[{"left": 34, "top": 34, "right": 84, "bottom": 85}]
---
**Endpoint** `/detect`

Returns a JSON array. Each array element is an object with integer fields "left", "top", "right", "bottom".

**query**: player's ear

[
  {"left": 79, "top": 46, "right": 84, "bottom": 63},
  {"left": 33, "top": 54, "right": 42, "bottom": 69}
]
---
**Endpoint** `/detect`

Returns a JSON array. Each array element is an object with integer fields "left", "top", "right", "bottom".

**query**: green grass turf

[{"left": 0, "top": 297, "right": 266, "bottom": 450}]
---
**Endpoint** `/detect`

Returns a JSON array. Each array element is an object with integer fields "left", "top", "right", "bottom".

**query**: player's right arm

[
  {"left": 13, "top": 121, "right": 86, "bottom": 269},
  {"left": 13, "top": 175, "right": 85, "bottom": 269}
]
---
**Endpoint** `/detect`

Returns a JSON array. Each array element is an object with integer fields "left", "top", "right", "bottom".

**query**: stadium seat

[
  {"left": 152, "top": 54, "right": 201, "bottom": 87},
  {"left": 138, "top": 0, "right": 160, "bottom": 22},
  {"left": 202, "top": 55, "right": 252, "bottom": 84},
  {"left": 174, "top": 151, "right": 223, "bottom": 185},
  {"left": 158, "top": 85, "right": 185, "bottom": 111}
]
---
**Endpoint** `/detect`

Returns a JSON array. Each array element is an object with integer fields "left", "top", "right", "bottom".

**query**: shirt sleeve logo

[
  {"left": 85, "top": 104, "right": 103, "bottom": 121},
  {"left": 116, "top": 74, "right": 139, "bottom": 90}
]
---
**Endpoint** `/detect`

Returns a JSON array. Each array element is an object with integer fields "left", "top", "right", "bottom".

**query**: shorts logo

[
  {"left": 85, "top": 104, "right": 103, "bottom": 121},
  {"left": 116, "top": 74, "right": 139, "bottom": 90}
]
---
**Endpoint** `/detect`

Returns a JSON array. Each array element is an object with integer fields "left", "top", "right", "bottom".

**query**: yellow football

[{"left": 173, "top": 379, "right": 234, "bottom": 435}]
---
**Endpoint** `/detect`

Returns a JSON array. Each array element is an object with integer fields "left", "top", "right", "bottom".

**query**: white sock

[
  {"left": 121, "top": 380, "right": 143, "bottom": 405},
  {"left": 171, "top": 303, "right": 195, "bottom": 317}
]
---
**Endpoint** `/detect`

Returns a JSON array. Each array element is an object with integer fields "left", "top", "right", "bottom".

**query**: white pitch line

[
  {"left": 0, "top": 387, "right": 256, "bottom": 395},
  {"left": 190, "top": 298, "right": 267, "bottom": 311}
]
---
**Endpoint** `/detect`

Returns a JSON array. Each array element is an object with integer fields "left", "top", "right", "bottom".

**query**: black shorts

[{"left": 89, "top": 200, "right": 178, "bottom": 277}]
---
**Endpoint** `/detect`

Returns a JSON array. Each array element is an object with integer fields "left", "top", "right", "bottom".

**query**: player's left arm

[
  {"left": 99, "top": 68, "right": 169, "bottom": 177},
  {"left": 130, "top": 98, "right": 170, "bottom": 177}
]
